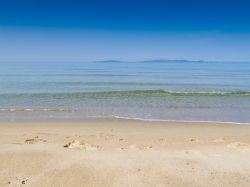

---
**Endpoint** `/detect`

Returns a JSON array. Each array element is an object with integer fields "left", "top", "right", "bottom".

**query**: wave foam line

[{"left": 112, "top": 116, "right": 250, "bottom": 125}]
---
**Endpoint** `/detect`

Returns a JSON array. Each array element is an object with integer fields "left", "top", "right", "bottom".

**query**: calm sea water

[{"left": 0, "top": 61, "right": 250, "bottom": 123}]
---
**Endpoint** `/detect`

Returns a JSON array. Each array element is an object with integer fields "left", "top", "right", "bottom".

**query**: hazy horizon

[{"left": 1, "top": 58, "right": 250, "bottom": 63}]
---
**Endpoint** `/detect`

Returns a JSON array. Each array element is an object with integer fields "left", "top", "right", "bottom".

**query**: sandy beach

[{"left": 0, "top": 120, "right": 250, "bottom": 187}]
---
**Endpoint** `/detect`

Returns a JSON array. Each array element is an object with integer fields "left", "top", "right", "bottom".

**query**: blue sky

[{"left": 0, "top": 0, "right": 250, "bottom": 61}]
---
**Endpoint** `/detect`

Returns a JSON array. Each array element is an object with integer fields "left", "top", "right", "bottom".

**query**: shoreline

[{"left": 1, "top": 117, "right": 250, "bottom": 126}]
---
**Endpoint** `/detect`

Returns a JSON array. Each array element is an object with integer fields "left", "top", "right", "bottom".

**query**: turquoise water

[{"left": 0, "top": 61, "right": 250, "bottom": 123}]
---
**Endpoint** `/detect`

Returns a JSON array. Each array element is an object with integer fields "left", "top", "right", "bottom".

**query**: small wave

[
  {"left": 106, "top": 90, "right": 250, "bottom": 96},
  {"left": 1, "top": 90, "right": 250, "bottom": 97}
]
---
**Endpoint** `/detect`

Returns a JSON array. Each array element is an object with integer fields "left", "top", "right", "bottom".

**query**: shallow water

[{"left": 0, "top": 61, "right": 250, "bottom": 123}]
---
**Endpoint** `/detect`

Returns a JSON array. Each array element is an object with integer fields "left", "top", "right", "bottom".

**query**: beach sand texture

[{"left": 0, "top": 120, "right": 250, "bottom": 187}]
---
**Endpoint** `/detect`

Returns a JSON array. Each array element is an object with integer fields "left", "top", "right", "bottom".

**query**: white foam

[{"left": 112, "top": 116, "right": 250, "bottom": 125}]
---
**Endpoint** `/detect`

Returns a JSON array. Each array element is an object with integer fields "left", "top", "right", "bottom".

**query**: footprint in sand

[
  {"left": 99, "top": 133, "right": 116, "bottom": 140},
  {"left": 212, "top": 138, "right": 226, "bottom": 143},
  {"left": 89, "top": 133, "right": 115, "bottom": 140},
  {"left": 189, "top": 138, "right": 199, "bottom": 142},
  {"left": 129, "top": 144, "right": 153, "bottom": 150},
  {"left": 12, "top": 177, "right": 29, "bottom": 186},
  {"left": 159, "top": 138, "right": 165, "bottom": 142},
  {"left": 118, "top": 145, "right": 153, "bottom": 151},
  {"left": 184, "top": 150, "right": 201, "bottom": 155},
  {"left": 227, "top": 142, "right": 250, "bottom": 152},
  {"left": 64, "top": 140, "right": 101, "bottom": 151},
  {"left": 24, "top": 136, "right": 46, "bottom": 144}
]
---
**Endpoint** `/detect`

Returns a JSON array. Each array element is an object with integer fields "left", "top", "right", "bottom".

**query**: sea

[{"left": 0, "top": 60, "right": 250, "bottom": 123}]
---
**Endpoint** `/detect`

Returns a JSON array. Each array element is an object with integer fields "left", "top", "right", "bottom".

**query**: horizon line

[{"left": 1, "top": 59, "right": 250, "bottom": 63}]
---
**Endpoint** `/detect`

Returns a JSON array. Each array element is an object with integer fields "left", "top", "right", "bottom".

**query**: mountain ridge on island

[{"left": 95, "top": 59, "right": 206, "bottom": 63}]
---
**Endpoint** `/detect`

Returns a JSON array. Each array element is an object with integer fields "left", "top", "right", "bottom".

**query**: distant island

[
  {"left": 139, "top": 59, "right": 205, "bottom": 63},
  {"left": 95, "top": 60, "right": 124, "bottom": 63},
  {"left": 95, "top": 59, "right": 206, "bottom": 63}
]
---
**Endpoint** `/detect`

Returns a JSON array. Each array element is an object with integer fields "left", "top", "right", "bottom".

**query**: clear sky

[{"left": 0, "top": 0, "right": 250, "bottom": 62}]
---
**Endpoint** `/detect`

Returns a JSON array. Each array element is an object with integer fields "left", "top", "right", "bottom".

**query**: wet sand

[{"left": 0, "top": 120, "right": 250, "bottom": 187}]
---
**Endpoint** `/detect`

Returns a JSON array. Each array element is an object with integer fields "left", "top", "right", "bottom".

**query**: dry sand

[{"left": 0, "top": 120, "right": 250, "bottom": 187}]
